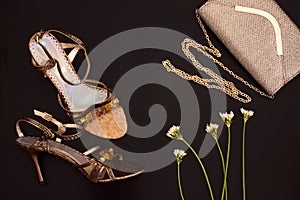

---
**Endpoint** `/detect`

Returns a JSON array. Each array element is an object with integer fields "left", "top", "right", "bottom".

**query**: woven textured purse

[{"left": 198, "top": 0, "right": 300, "bottom": 95}]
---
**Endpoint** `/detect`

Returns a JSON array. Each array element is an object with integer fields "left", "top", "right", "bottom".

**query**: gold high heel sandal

[
  {"left": 15, "top": 110, "right": 143, "bottom": 184},
  {"left": 29, "top": 29, "right": 127, "bottom": 139}
]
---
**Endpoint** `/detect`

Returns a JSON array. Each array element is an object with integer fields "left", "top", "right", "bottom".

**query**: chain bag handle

[{"left": 161, "top": 10, "right": 274, "bottom": 103}]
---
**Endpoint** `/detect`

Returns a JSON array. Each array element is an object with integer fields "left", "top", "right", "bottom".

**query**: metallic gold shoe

[
  {"left": 15, "top": 110, "right": 143, "bottom": 184},
  {"left": 29, "top": 29, "right": 127, "bottom": 139}
]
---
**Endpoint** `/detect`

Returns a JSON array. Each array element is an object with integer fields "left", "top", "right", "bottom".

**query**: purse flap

[{"left": 198, "top": 0, "right": 300, "bottom": 95}]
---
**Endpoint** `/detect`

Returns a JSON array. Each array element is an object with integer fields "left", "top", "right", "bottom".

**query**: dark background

[{"left": 1, "top": 0, "right": 300, "bottom": 199}]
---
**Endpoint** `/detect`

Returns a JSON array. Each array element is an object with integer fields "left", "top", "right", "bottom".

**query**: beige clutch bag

[{"left": 198, "top": 0, "right": 300, "bottom": 95}]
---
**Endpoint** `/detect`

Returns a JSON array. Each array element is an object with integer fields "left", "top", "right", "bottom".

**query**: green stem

[
  {"left": 224, "top": 126, "right": 231, "bottom": 200},
  {"left": 177, "top": 162, "right": 185, "bottom": 200},
  {"left": 216, "top": 140, "right": 228, "bottom": 200},
  {"left": 216, "top": 140, "right": 225, "bottom": 172},
  {"left": 182, "top": 139, "right": 215, "bottom": 200},
  {"left": 242, "top": 121, "right": 246, "bottom": 200}
]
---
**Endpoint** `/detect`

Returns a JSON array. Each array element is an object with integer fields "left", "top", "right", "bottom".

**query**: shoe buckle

[{"left": 44, "top": 112, "right": 53, "bottom": 121}]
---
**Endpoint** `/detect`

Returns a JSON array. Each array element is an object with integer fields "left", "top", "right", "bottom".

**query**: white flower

[
  {"left": 240, "top": 108, "right": 254, "bottom": 122},
  {"left": 219, "top": 111, "right": 234, "bottom": 120},
  {"left": 166, "top": 125, "right": 182, "bottom": 139},
  {"left": 219, "top": 111, "right": 234, "bottom": 127},
  {"left": 205, "top": 123, "right": 219, "bottom": 139},
  {"left": 205, "top": 123, "right": 219, "bottom": 133},
  {"left": 174, "top": 149, "right": 187, "bottom": 163}
]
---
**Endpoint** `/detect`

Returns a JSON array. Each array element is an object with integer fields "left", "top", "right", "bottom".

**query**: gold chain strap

[
  {"left": 195, "top": 11, "right": 274, "bottom": 100},
  {"left": 161, "top": 10, "right": 274, "bottom": 103}
]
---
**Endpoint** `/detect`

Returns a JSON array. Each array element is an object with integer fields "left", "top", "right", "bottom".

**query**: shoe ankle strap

[
  {"left": 16, "top": 117, "right": 55, "bottom": 139},
  {"left": 33, "top": 110, "right": 66, "bottom": 135},
  {"left": 16, "top": 110, "right": 84, "bottom": 142},
  {"left": 34, "top": 29, "right": 90, "bottom": 86}
]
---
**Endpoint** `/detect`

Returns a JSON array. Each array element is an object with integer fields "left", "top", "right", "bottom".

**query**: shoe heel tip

[{"left": 39, "top": 181, "right": 45, "bottom": 185}]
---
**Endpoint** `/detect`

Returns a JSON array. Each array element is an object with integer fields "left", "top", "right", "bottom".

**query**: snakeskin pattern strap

[
  {"left": 16, "top": 117, "right": 55, "bottom": 139},
  {"left": 16, "top": 110, "right": 84, "bottom": 141},
  {"left": 38, "top": 29, "right": 90, "bottom": 84}
]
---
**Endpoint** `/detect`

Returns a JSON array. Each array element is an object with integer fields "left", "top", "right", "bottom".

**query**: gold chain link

[{"left": 161, "top": 10, "right": 274, "bottom": 103}]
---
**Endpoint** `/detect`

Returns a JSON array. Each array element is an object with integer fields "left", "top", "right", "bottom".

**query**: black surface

[{"left": 1, "top": 0, "right": 300, "bottom": 200}]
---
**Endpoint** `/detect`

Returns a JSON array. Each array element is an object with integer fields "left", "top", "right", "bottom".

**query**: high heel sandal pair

[{"left": 16, "top": 29, "right": 143, "bottom": 183}]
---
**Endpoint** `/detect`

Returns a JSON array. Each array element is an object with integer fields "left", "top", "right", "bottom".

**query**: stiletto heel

[
  {"left": 29, "top": 152, "right": 45, "bottom": 184},
  {"left": 16, "top": 110, "right": 143, "bottom": 183}
]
